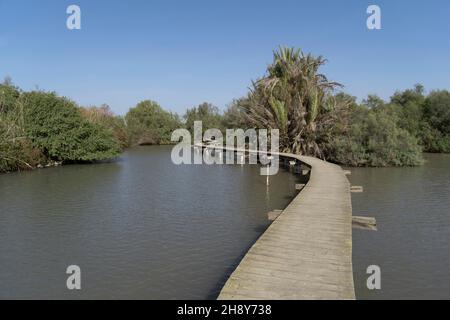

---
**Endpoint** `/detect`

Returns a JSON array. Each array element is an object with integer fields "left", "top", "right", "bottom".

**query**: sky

[{"left": 0, "top": 0, "right": 449, "bottom": 115}]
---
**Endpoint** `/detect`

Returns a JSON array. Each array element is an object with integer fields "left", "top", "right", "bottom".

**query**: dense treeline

[
  {"left": 1, "top": 47, "right": 449, "bottom": 173},
  {"left": 221, "top": 48, "right": 449, "bottom": 167}
]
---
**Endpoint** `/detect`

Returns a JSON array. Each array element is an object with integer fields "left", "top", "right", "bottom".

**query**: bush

[
  {"left": 329, "top": 106, "right": 424, "bottom": 167},
  {"left": 0, "top": 81, "right": 20, "bottom": 114},
  {"left": 0, "top": 95, "right": 45, "bottom": 172},
  {"left": 22, "top": 91, "right": 120, "bottom": 162},
  {"left": 422, "top": 90, "right": 450, "bottom": 152},
  {"left": 0, "top": 135, "right": 44, "bottom": 173},
  {"left": 80, "top": 105, "right": 129, "bottom": 150},
  {"left": 125, "top": 100, "right": 181, "bottom": 145},
  {"left": 184, "top": 102, "right": 224, "bottom": 134}
]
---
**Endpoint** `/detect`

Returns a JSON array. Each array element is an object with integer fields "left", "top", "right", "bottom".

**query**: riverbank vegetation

[
  {"left": 225, "top": 48, "right": 449, "bottom": 166},
  {"left": 125, "top": 100, "right": 180, "bottom": 146},
  {"left": 1, "top": 47, "right": 449, "bottom": 173},
  {"left": 0, "top": 83, "right": 123, "bottom": 172}
]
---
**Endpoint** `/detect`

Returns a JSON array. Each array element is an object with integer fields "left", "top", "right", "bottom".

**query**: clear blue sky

[{"left": 1, "top": 0, "right": 449, "bottom": 115}]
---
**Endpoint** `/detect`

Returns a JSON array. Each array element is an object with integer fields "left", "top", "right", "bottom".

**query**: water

[
  {"left": 351, "top": 153, "right": 450, "bottom": 299},
  {"left": 1, "top": 147, "right": 448, "bottom": 299},
  {"left": 0, "top": 146, "right": 300, "bottom": 299}
]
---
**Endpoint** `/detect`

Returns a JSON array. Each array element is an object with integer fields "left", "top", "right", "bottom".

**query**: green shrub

[
  {"left": 80, "top": 105, "right": 129, "bottom": 150},
  {"left": 22, "top": 91, "right": 120, "bottom": 162},
  {"left": 125, "top": 100, "right": 181, "bottom": 145},
  {"left": 329, "top": 106, "right": 423, "bottom": 167},
  {"left": 0, "top": 135, "right": 44, "bottom": 173},
  {"left": 389, "top": 84, "right": 425, "bottom": 139},
  {"left": 0, "top": 97, "right": 45, "bottom": 172},
  {"left": 0, "top": 83, "right": 20, "bottom": 114},
  {"left": 422, "top": 90, "right": 450, "bottom": 152},
  {"left": 184, "top": 102, "right": 224, "bottom": 134}
]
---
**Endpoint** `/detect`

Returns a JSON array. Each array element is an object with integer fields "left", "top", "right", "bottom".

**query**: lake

[
  {"left": 0, "top": 147, "right": 448, "bottom": 299},
  {"left": 351, "top": 153, "right": 450, "bottom": 299},
  {"left": 0, "top": 146, "right": 299, "bottom": 299}
]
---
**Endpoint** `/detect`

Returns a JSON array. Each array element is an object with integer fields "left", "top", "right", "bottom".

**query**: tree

[
  {"left": 223, "top": 98, "right": 249, "bottom": 129},
  {"left": 422, "top": 90, "right": 450, "bottom": 152},
  {"left": 362, "top": 95, "right": 385, "bottom": 109},
  {"left": 125, "top": 100, "right": 181, "bottom": 145},
  {"left": 184, "top": 102, "right": 223, "bottom": 134},
  {"left": 388, "top": 84, "right": 426, "bottom": 140},
  {"left": 236, "top": 46, "right": 348, "bottom": 157}
]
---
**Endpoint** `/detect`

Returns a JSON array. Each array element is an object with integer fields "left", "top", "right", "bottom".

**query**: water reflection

[
  {"left": 350, "top": 153, "right": 450, "bottom": 299},
  {"left": 0, "top": 146, "right": 300, "bottom": 299}
]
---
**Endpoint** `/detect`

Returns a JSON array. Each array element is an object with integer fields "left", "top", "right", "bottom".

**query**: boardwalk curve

[{"left": 206, "top": 146, "right": 355, "bottom": 300}]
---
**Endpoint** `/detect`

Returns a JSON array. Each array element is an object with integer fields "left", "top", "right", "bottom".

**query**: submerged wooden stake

[
  {"left": 295, "top": 184, "right": 305, "bottom": 190},
  {"left": 350, "top": 186, "right": 364, "bottom": 193},
  {"left": 268, "top": 210, "right": 283, "bottom": 221},
  {"left": 352, "top": 216, "right": 377, "bottom": 231}
]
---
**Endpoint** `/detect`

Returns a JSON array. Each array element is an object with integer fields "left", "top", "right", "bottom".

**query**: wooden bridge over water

[{"left": 199, "top": 145, "right": 356, "bottom": 300}]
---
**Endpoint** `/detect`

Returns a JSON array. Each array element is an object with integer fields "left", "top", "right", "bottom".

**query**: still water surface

[
  {"left": 0, "top": 147, "right": 448, "bottom": 299},
  {"left": 351, "top": 153, "right": 450, "bottom": 299},
  {"left": 0, "top": 146, "right": 299, "bottom": 299}
]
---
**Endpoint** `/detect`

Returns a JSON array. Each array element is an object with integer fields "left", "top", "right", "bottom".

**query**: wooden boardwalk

[{"left": 210, "top": 147, "right": 355, "bottom": 300}]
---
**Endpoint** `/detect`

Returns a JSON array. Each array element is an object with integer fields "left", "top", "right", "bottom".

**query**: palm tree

[{"left": 240, "top": 46, "right": 345, "bottom": 157}]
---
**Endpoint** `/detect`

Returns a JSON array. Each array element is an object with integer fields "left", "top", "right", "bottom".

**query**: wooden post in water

[
  {"left": 350, "top": 186, "right": 364, "bottom": 193},
  {"left": 295, "top": 184, "right": 305, "bottom": 190},
  {"left": 266, "top": 156, "right": 274, "bottom": 186},
  {"left": 352, "top": 216, "right": 377, "bottom": 231},
  {"left": 268, "top": 209, "right": 283, "bottom": 221},
  {"left": 238, "top": 153, "right": 244, "bottom": 165}
]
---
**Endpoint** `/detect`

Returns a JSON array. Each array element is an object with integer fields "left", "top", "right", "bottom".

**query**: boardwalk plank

[{"left": 210, "top": 147, "right": 355, "bottom": 300}]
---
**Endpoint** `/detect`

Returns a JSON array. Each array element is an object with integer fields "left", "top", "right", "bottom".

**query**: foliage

[
  {"left": 422, "top": 90, "right": 450, "bottom": 152},
  {"left": 227, "top": 48, "right": 432, "bottom": 166},
  {"left": 22, "top": 91, "right": 120, "bottom": 162},
  {"left": 2, "top": 48, "right": 450, "bottom": 172},
  {"left": 329, "top": 106, "right": 424, "bottom": 166},
  {"left": 0, "top": 84, "right": 45, "bottom": 172},
  {"left": 125, "top": 100, "right": 181, "bottom": 145},
  {"left": 234, "top": 47, "right": 348, "bottom": 157},
  {"left": 0, "top": 82, "right": 20, "bottom": 114},
  {"left": 80, "top": 104, "right": 129, "bottom": 150},
  {"left": 184, "top": 102, "right": 224, "bottom": 134},
  {"left": 223, "top": 98, "right": 251, "bottom": 129}
]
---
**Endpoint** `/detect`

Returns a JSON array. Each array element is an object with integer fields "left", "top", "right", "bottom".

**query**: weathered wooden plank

[
  {"left": 352, "top": 216, "right": 377, "bottom": 231},
  {"left": 267, "top": 210, "right": 283, "bottom": 221},
  {"left": 200, "top": 145, "right": 356, "bottom": 300},
  {"left": 295, "top": 183, "right": 305, "bottom": 190},
  {"left": 350, "top": 186, "right": 364, "bottom": 193}
]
